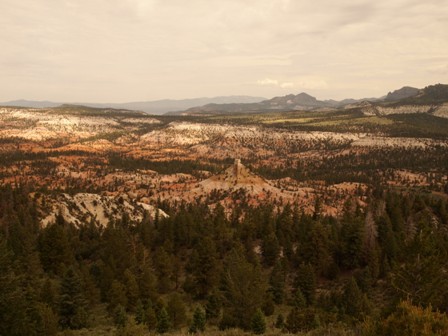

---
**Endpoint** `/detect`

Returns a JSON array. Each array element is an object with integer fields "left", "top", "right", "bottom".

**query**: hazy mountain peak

[{"left": 385, "top": 86, "right": 419, "bottom": 101}]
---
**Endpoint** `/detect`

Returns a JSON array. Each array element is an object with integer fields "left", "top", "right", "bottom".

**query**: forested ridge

[
  {"left": 0, "top": 186, "right": 448, "bottom": 335},
  {"left": 1, "top": 184, "right": 448, "bottom": 335}
]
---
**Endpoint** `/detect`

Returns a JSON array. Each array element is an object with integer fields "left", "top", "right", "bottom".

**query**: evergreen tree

[
  {"left": 156, "top": 307, "right": 171, "bottom": 334},
  {"left": 269, "top": 259, "right": 287, "bottom": 304},
  {"left": 292, "top": 288, "right": 306, "bottom": 308},
  {"left": 390, "top": 252, "right": 448, "bottom": 309},
  {"left": 40, "top": 277, "right": 58, "bottom": 310},
  {"left": 34, "top": 303, "right": 59, "bottom": 336},
  {"left": 59, "top": 267, "right": 89, "bottom": 329},
  {"left": 377, "top": 215, "right": 398, "bottom": 264},
  {"left": 123, "top": 269, "right": 139, "bottom": 312},
  {"left": 113, "top": 304, "right": 128, "bottom": 328},
  {"left": 220, "top": 247, "right": 266, "bottom": 330},
  {"left": 205, "top": 292, "right": 221, "bottom": 321},
  {"left": 341, "top": 277, "right": 370, "bottom": 320},
  {"left": 285, "top": 307, "right": 301, "bottom": 334},
  {"left": 189, "top": 306, "right": 206, "bottom": 333},
  {"left": 294, "top": 263, "right": 316, "bottom": 305},
  {"left": 138, "top": 264, "right": 157, "bottom": 303},
  {"left": 38, "top": 222, "right": 74, "bottom": 276},
  {"left": 261, "top": 232, "right": 280, "bottom": 266},
  {"left": 299, "top": 222, "right": 331, "bottom": 274},
  {"left": 135, "top": 300, "right": 145, "bottom": 325},
  {"left": 0, "top": 235, "right": 29, "bottom": 336},
  {"left": 153, "top": 247, "right": 173, "bottom": 293},
  {"left": 262, "top": 291, "right": 275, "bottom": 316},
  {"left": 167, "top": 293, "right": 187, "bottom": 328},
  {"left": 379, "top": 300, "right": 448, "bottom": 336},
  {"left": 108, "top": 280, "right": 128, "bottom": 312},
  {"left": 362, "top": 210, "right": 379, "bottom": 273},
  {"left": 286, "top": 307, "right": 320, "bottom": 333},
  {"left": 251, "top": 309, "right": 266, "bottom": 335},
  {"left": 145, "top": 305, "right": 158, "bottom": 331},
  {"left": 340, "top": 217, "right": 364, "bottom": 269},
  {"left": 275, "top": 313, "right": 285, "bottom": 329},
  {"left": 188, "top": 237, "right": 220, "bottom": 298}
]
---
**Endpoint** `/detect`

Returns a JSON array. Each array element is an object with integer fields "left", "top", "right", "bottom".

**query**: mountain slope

[
  {"left": 181, "top": 92, "right": 335, "bottom": 115},
  {"left": 385, "top": 86, "right": 419, "bottom": 101},
  {"left": 179, "top": 92, "right": 382, "bottom": 115},
  {"left": 198, "top": 159, "right": 271, "bottom": 192},
  {"left": 0, "top": 96, "right": 266, "bottom": 114}
]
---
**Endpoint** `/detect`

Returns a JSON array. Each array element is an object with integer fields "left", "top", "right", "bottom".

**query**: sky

[{"left": 1, "top": 0, "right": 448, "bottom": 103}]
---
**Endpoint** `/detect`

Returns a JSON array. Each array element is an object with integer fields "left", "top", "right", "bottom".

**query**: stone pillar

[{"left": 234, "top": 159, "right": 241, "bottom": 181}]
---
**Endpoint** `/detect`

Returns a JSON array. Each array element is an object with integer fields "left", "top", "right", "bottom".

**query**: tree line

[{"left": 1, "top": 184, "right": 448, "bottom": 335}]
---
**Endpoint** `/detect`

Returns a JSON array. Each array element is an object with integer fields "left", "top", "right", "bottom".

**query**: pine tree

[
  {"left": 188, "top": 237, "right": 220, "bottom": 298},
  {"left": 113, "top": 304, "right": 127, "bottom": 328},
  {"left": 340, "top": 217, "right": 364, "bottom": 269},
  {"left": 261, "top": 232, "right": 280, "bottom": 266},
  {"left": 292, "top": 288, "right": 306, "bottom": 308},
  {"left": 299, "top": 222, "right": 331, "bottom": 274},
  {"left": 262, "top": 291, "right": 275, "bottom": 316},
  {"left": 294, "top": 263, "right": 316, "bottom": 306},
  {"left": 156, "top": 307, "right": 171, "bottom": 334},
  {"left": 205, "top": 292, "right": 221, "bottom": 321},
  {"left": 286, "top": 307, "right": 320, "bottom": 333},
  {"left": 135, "top": 300, "right": 145, "bottom": 325},
  {"left": 285, "top": 307, "right": 301, "bottom": 334},
  {"left": 108, "top": 280, "right": 128, "bottom": 312},
  {"left": 145, "top": 303, "right": 158, "bottom": 331},
  {"left": 153, "top": 247, "right": 173, "bottom": 293},
  {"left": 251, "top": 309, "right": 266, "bottom": 335},
  {"left": 341, "top": 277, "right": 370, "bottom": 319},
  {"left": 138, "top": 264, "right": 157, "bottom": 303},
  {"left": 378, "top": 215, "right": 398, "bottom": 263},
  {"left": 40, "top": 277, "right": 58, "bottom": 309},
  {"left": 275, "top": 314, "right": 284, "bottom": 329},
  {"left": 167, "top": 293, "right": 187, "bottom": 328},
  {"left": 220, "top": 247, "right": 266, "bottom": 330},
  {"left": 59, "top": 267, "right": 89, "bottom": 329},
  {"left": 123, "top": 269, "right": 139, "bottom": 312},
  {"left": 34, "top": 303, "right": 59, "bottom": 336},
  {"left": 189, "top": 306, "right": 206, "bottom": 333},
  {"left": 379, "top": 300, "right": 448, "bottom": 336},
  {"left": 38, "top": 222, "right": 74, "bottom": 276},
  {"left": 0, "top": 236, "right": 29, "bottom": 336},
  {"left": 269, "top": 259, "right": 286, "bottom": 304}
]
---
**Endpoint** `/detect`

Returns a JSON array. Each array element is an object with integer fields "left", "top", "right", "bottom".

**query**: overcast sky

[{"left": 1, "top": 0, "right": 447, "bottom": 102}]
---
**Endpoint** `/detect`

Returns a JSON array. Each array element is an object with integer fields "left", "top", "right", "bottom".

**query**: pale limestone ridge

[
  {"left": 360, "top": 103, "right": 448, "bottom": 118},
  {"left": 40, "top": 193, "right": 168, "bottom": 228}
]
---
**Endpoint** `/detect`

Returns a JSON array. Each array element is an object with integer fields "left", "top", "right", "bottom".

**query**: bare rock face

[
  {"left": 40, "top": 193, "right": 167, "bottom": 228},
  {"left": 198, "top": 159, "right": 272, "bottom": 193},
  {"left": 0, "top": 106, "right": 161, "bottom": 141},
  {"left": 360, "top": 104, "right": 448, "bottom": 118},
  {"left": 434, "top": 103, "right": 448, "bottom": 118}
]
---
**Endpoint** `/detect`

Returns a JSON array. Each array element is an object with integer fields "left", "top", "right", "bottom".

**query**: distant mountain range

[
  {"left": 176, "top": 84, "right": 448, "bottom": 115},
  {"left": 176, "top": 92, "right": 380, "bottom": 115},
  {"left": 3, "top": 84, "right": 448, "bottom": 116},
  {"left": 384, "top": 86, "right": 420, "bottom": 101},
  {"left": 0, "top": 96, "right": 266, "bottom": 114}
]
